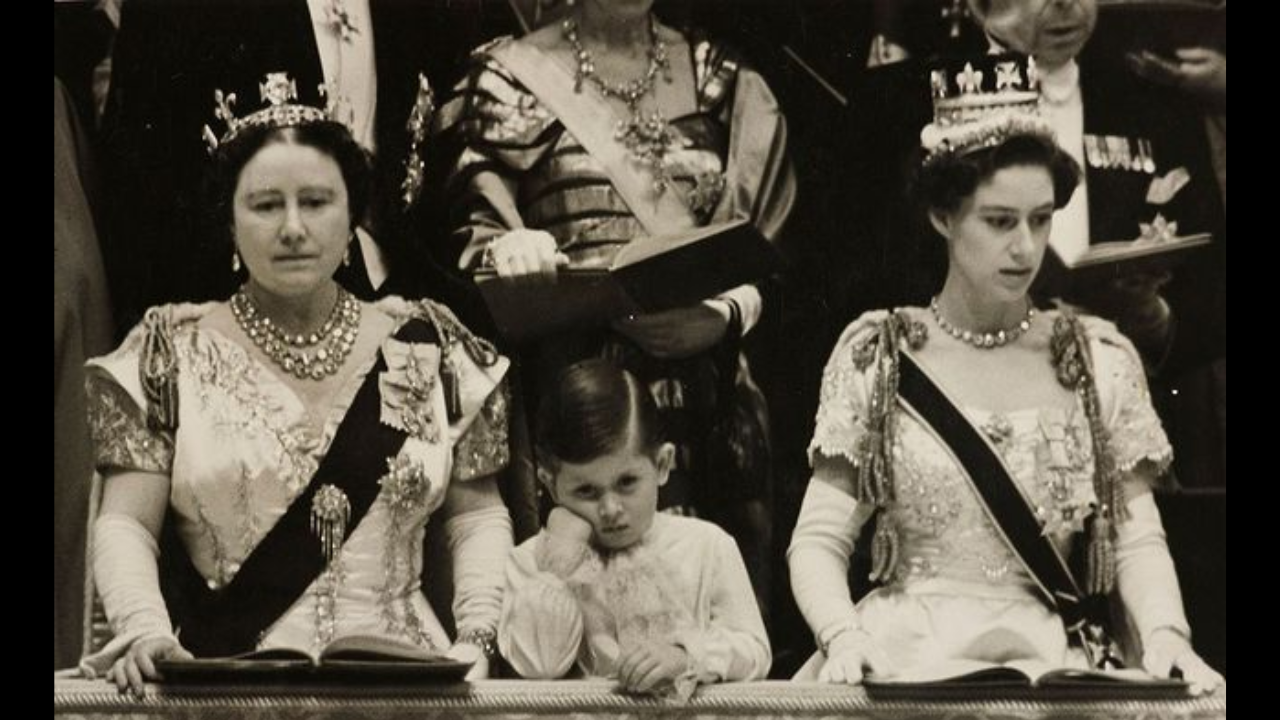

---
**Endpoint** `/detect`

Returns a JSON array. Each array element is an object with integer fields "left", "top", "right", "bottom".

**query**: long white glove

[
  {"left": 446, "top": 504, "right": 513, "bottom": 677},
  {"left": 79, "top": 513, "right": 177, "bottom": 677},
  {"left": 787, "top": 479, "right": 888, "bottom": 683},
  {"left": 1114, "top": 491, "right": 1223, "bottom": 694}
]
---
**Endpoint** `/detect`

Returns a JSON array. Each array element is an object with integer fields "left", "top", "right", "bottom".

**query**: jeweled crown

[
  {"left": 920, "top": 55, "right": 1054, "bottom": 165},
  {"left": 201, "top": 72, "right": 353, "bottom": 153}
]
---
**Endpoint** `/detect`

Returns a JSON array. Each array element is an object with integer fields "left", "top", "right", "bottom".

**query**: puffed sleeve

[
  {"left": 498, "top": 532, "right": 591, "bottom": 679},
  {"left": 808, "top": 316, "right": 878, "bottom": 468},
  {"left": 417, "top": 300, "right": 512, "bottom": 482},
  {"left": 1085, "top": 316, "right": 1174, "bottom": 479},
  {"left": 84, "top": 305, "right": 201, "bottom": 475}
]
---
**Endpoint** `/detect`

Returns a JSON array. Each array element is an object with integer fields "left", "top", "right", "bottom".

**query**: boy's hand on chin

[{"left": 547, "top": 506, "right": 595, "bottom": 545}]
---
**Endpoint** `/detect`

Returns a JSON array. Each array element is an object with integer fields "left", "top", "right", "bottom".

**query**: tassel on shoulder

[
  {"left": 139, "top": 306, "right": 179, "bottom": 434},
  {"left": 852, "top": 309, "right": 927, "bottom": 583},
  {"left": 1050, "top": 312, "right": 1122, "bottom": 595}
]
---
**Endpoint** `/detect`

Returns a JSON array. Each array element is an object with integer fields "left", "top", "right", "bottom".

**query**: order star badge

[{"left": 1137, "top": 214, "right": 1179, "bottom": 245}]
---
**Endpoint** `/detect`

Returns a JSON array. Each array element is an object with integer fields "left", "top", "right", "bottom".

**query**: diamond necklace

[
  {"left": 231, "top": 286, "right": 361, "bottom": 380},
  {"left": 930, "top": 295, "right": 1035, "bottom": 349},
  {"left": 564, "top": 14, "right": 681, "bottom": 192}
]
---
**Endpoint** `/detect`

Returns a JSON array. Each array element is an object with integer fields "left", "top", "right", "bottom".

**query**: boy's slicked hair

[{"left": 535, "top": 358, "right": 664, "bottom": 468}]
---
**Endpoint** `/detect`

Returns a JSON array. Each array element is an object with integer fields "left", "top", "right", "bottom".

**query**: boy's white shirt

[{"left": 499, "top": 513, "right": 771, "bottom": 683}]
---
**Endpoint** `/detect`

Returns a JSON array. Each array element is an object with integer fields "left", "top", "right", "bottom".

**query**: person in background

[
  {"left": 56, "top": 75, "right": 115, "bottom": 669},
  {"left": 431, "top": 0, "right": 794, "bottom": 613}
]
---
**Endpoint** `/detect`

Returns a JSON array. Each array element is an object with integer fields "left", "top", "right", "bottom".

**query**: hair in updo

[
  {"left": 915, "top": 133, "right": 1081, "bottom": 216},
  {"left": 205, "top": 121, "right": 372, "bottom": 250}
]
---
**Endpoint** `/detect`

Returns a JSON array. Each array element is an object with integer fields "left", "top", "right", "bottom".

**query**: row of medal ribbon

[{"left": 1085, "top": 134, "right": 1157, "bottom": 174}]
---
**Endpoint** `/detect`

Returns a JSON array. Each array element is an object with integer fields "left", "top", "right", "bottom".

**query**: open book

[
  {"left": 864, "top": 658, "right": 1188, "bottom": 700},
  {"left": 154, "top": 634, "right": 473, "bottom": 683},
  {"left": 1046, "top": 228, "right": 1211, "bottom": 288},
  {"left": 474, "top": 219, "right": 780, "bottom": 342}
]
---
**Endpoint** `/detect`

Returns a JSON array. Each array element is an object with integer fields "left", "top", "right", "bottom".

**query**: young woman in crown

[
  {"left": 786, "top": 58, "right": 1222, "bottom": 694},
  {"left": 79, "top": 73, "right": 513, "bottom": 695}
]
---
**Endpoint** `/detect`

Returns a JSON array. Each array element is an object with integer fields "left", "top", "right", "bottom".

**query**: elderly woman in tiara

[
  {"left": 79, "top": 73, "right": 513, "bottom": 695},
  {"left": 787, "top": 56, "right": 1222, "bottom": 694}
]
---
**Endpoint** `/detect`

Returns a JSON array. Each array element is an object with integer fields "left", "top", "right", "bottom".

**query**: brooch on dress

[
  {"left": 378, "top": 454, "right": 433, "bottom": 515},
  {"left": 311, "top": 484, "right": 352, "bottom": 564},
  {"left": 379, "top": 338, "right": 442, "bottom": 443}
]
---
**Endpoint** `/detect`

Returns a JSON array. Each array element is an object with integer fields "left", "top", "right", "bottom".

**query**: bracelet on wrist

[{"left": 456, "top": 627, "right": 498, "bottom": 660}]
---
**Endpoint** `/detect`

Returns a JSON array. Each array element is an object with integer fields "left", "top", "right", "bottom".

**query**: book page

[
  {"left": 611, "top": 220, "right": 748, "bottom": 267},
  {"left": 1037, "top": 666, "right": 1170, "bottom": 685},
  {"left": 473, "top": 268, "right": 637, "bottom": 341},
  {"left": 318, "top": 635, "right": 474, "bottom": 681},
  {"left": 320, "top": 634, "right": 449, "bottom": 663},
  {"left": 1033, "top": 666, "right": 1190, "bottom": 698},
  {"left": 1000, "top": 658, "right": 1060, "bottom": 683},
  {"left": 154, "top": 638, "right": 472, "bottom": 682},
  {"left": 234, "top": 647, "right": 316, "bottom": 662},
  {"left": 864, "top": 657, "right": 1189, "bottom": 699},
  {"left": 869, "top": 658, "right": 1028, "bottom": 684},
  {"left": 154, "top": 652, "right": 315, "bottom": 683},
  {"left": 1070, "top": 232, "right": 1211, "bottom": 268},
  {"left": 609, "top": 220, "right": 777, "bottom": 312}
]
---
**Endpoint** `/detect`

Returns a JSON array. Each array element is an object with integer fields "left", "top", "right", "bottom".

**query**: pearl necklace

[
  {"left": 564, "top": 14, "right": 679, "bottom": 192},
  {"left": 231, "top": 287, "right": 361, "bottom": 380},
  {"left": 930, "top": 296, "right": 1035, "bottom": 349}
]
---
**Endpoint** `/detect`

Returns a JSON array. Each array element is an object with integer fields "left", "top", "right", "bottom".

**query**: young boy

[{"left": 498, "top": 359, "right": 771, "bottom": 696}]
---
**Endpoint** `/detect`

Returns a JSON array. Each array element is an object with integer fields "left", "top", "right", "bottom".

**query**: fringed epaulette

[
  {"left": 1050, "top": 312, "right": 1123, "bottom": 596},
  {"left": 850, "top": 310, "right": 928, "bottom": 583},
  {"left": 139, "top": 306, "right": 179, "bottom": 433},
  {"left": 415, "top": 299, "right": 500, "bottom": 423},
  {"left": 415, "top": 299, "right": 499, "bottom": 368}
]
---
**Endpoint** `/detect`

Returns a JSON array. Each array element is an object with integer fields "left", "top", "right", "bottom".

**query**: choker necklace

[
  {"left": 564, "top": 14, "right": 679, "bottom": 192},
  {"left": 231, "top": 287, "right": 361, "bottom": 380},
  {"left": 930, "top": 296, "right": 1035, "bottom": 349}
]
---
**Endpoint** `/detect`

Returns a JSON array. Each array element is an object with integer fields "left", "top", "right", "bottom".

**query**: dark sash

[
  {"left": 163, "top": 319, "right": 440, "bottom": 656},
  {"left": 895, "top": 351, "right": 1116, "bottom": 665}
]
